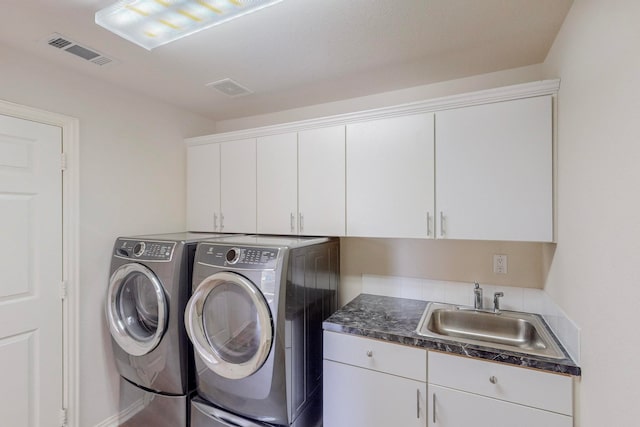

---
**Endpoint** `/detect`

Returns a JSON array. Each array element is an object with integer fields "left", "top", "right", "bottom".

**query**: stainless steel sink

[{"left": 416, "top": 302, "right": 565, "bottom": 359}]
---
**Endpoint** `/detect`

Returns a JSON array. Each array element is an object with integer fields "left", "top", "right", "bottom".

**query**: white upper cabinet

[
  {"left": 187, "top": 138, "right": 257, "bottom": 233},
  {"left": 220, "top": 138, "right": 256, "bottom": 233},
  {"left": 187, "top": 143, "right": 220, "bottom": 232},
  {"left": 298, "top": 126, "right": 345, "bottom": 236},
  {"left": 256, "top": 126, "right": 346, "bottom": 236},
  {"left": 257, "top": 132, "right": 298, "bottom": 235},
  {"left": 435, "top": 96, "right": 553, "bottom": 242},
  {"left": 346, "top": 113, "right": 435, "bottom": 238},
  {"left": 186, "top": 81, "right": 557, "bottom": 241}
]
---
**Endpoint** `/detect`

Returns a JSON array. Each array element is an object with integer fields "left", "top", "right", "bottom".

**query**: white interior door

[{"left": 0, "top": 114, "right": 63, "bottom": 427}]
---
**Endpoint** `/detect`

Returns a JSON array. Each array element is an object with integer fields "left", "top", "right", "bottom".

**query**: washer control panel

[
  {"left": 115, "top": 239, "right": 176, "bottom": 261},
  {"left": 199, "top": 244, "right": 280, "bottom": 270}
]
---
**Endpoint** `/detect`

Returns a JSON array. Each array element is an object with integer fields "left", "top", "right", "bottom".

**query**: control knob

[
  {"left": 226, "top": 248, "right": 241, "bottom": 264},
  {"left": 133, "top": 242, "right": 146, "bottom": 257}
]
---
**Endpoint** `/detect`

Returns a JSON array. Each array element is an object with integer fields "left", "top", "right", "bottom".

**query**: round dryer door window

[
  {"left": 106, "top": 263, "right": 167, "bottom": 356},
  {"left": 185, "top": 271, "right": 273, "bottom": 380}
]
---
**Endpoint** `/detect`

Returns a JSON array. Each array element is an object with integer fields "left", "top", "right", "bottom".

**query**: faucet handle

[
  {"left": 493, "top": 292, "right": 505, "bottom": 312},
  {"left": 473, "top": 282, "right": 483, "bottom": 309}
]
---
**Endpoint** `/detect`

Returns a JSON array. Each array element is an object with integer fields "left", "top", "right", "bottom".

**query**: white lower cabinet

[
  {"left": 324, "top": 360, "right": 426, "bottom": 427},
  {"left": 323, "top": 333, "right": 575, "bottom": 427},
  {"left": 428, "top": 352, "right": 573, "bottom": 427},
  {"left": 323, "top": 331, "right": 427, "bottom": 427},
  {"left": 428, "top": 384, "right": 571, "bottom": 427}
]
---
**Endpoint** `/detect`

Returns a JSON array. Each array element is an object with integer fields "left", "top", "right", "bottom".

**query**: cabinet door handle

[
  {"left": 489, "top": 375, "right": 498, "bottom": 384},
  {"left": 299, "top": 213, "right": 304, "bottom": 233},
  {"left": 427, "top": 212, "right": 431, "bottom": 237},
  {"left": 439, "top": 211, "right": 445, "bottom": 237},
  {"left": 366, "top": 350, "right": 373, "bottom": 357},
  {"left": 220, "top": 213, "right": 224, "bottom": 231},
  {"left": 432, "top": 392, "right": 437, "bottom": 424},
  {"left": 213, "top": 213, "right": 218, "bottom": 232},
  {"left": 290, "top": 212, "right": 295, "bottom": 233},
  {"left": 416, "top": 389, "right": 420, "bottom": 419}
]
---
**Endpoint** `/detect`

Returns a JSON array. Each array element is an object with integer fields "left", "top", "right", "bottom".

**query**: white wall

[
  {"left": 542, "top": 1, "right": 640, "bottom": 425},
  {"left": 0, "top": 44, "right": 216, "bottom": 426},
  {"left": 216, "top": 64, "right": 546, "bottom": 132}
]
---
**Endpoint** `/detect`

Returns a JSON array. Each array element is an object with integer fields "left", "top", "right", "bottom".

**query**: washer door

[
  {"left": 185, "top": 271, "right": 273, "bottom": 380},
  {"left": 106, "top": 263, "right": 167, "bottom": 356}
]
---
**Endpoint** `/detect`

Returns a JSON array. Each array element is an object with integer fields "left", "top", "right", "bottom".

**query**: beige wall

[
  {"left": 340, "top": 238, "right": 551, "bottom": 304},
  {"left": 542, "top": 0, "right": 640, "bottom": 425},
  {"left": 0, "top": 44, "right": 216, "bottom": 426}
]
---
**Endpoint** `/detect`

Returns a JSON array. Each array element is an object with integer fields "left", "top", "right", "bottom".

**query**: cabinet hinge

[
  {"left": 60, "top": 408, "right": 68, "bottom": 426},
  {"left": 60, "top": 280, "right": 68, "bottom": 300},
  {"left": 61, "top": 153, "right": 67, "bottom": 171}
]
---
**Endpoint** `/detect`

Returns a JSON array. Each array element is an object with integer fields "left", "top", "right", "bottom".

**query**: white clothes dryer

[{"left": 184, "top": 235, "right": 339, "bottom": 427}]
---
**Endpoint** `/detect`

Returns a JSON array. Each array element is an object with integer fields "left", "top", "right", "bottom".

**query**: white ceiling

[{"left": 0, "top": 0, "right": 573, "bottom": 121}]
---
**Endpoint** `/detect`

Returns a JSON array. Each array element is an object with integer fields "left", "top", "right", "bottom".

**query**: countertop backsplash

[{"left": 361, "top": 274, "right": 581, "bottom": 364}]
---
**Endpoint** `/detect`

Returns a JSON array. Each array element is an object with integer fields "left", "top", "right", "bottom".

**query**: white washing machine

[
  {"left": 184, "top": 235, "right": 339, "bottom": 427},
  {"left": 106, "top": 232, "right": 233, "bottom": 427}
]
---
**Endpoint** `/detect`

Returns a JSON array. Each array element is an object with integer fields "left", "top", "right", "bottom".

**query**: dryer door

[
  {"left": 185, "top": 271, "right": 273, "bottom": 380},
  {"left": 106, "top": 263, "right": 167, "bottom": 356}
]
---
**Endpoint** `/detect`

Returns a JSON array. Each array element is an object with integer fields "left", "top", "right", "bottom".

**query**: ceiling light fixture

[{"left": 95, "top": 0, "right": 283, "bottom": 50}]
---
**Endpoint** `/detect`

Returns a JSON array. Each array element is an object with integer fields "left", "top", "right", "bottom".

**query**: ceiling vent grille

[
  {"left": 206, "top": 78, "right": 253, "bottom": 97},
  {"left": 45, "top": 33, "right": 117, "bottom": 67}
]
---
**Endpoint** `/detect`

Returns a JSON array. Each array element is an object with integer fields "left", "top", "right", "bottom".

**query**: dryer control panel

[
  {"left": 114, "top": 239, "right": 176, "bottom": 261},
  {"left": 199, "top": 244, "right": 280, "bottom": 270}
]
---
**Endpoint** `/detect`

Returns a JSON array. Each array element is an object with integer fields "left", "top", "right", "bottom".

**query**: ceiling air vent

[
  {"left": 206, "top": 78, "right": 253, "bottom": 97},
  {"left": 45, "top": 33, "right": 117, "bottom": 67}
]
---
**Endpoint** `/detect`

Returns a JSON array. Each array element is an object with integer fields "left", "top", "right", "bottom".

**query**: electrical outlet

[{"left": 493, "top": 254, "right": 508, "bottom": 274}]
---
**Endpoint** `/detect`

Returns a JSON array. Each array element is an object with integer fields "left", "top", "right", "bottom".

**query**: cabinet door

[
  {"left": 187, "top": 144, "right": 220, "bottom": 232},
  {"left": 324, "top": 360, "right": 427, "bottom": 427},
  {"left": 298, "top": 125, "right": 346, "bottom": 236},
  {"left": 435, "top": 96, "right": 553, "bottom": 241},
  {"left": 346, "top": 113, "right": 435, "bottom": 238},
  {"left": 429, "top": 384, "right": 571, "bottom": 427},
  {"left": 220, "top": 138, "right": 256, "bottom": 233},
  {"left": 256, "top": 132, "right": 298, "bottom": 235}
]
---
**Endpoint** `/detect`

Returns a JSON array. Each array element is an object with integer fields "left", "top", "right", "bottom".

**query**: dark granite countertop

[{"left": 323, "top": 293, "right": 581, "bottom": 377}]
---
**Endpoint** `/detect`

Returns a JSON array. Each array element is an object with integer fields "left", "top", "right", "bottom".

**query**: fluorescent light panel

[{"left": 96, "top": 0, "right": 283, "bottom": 50}]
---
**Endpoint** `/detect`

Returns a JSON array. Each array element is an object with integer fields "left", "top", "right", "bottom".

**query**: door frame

[{"left": 0, "top": 99, "right": 79, "bottom": 427}]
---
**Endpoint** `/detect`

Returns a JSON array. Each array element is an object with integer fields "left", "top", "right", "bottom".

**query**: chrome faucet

[
  {"left": 493, "top": 292, "right": 504, "bottom": 313},
  {"left": 473, "top": 282, "right": 483, "bottom": 310}
]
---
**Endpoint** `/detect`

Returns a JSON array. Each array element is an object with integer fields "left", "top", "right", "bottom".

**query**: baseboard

[
  {"left": 94, "top": 412, "right": 119, "bottom": 427},
  {"left": 94, "top": 397, "right": 146, "bottom": 427}
]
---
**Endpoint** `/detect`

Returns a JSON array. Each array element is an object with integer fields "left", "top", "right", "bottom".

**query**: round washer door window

[
  {"left": 185, "top": 271, "right": 273, "bottom": 379},
  {"left": 106, "top": 263, "right": 167, "bottom": 356}
]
